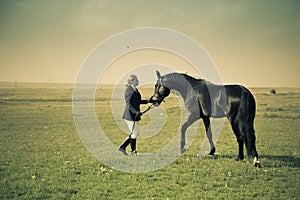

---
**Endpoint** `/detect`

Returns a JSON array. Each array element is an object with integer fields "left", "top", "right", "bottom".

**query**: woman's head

[{"left": 127, "top": 75, "right": 139, "bottom": 87}]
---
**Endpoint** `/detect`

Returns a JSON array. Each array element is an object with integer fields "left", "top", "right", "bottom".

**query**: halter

[{"left": 152, "top": 76, "right": 170, "bottom": 106}]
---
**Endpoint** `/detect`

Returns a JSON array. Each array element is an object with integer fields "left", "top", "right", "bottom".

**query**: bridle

[{"left": 152, "top": 76, "right": 170, "bottom": 105}]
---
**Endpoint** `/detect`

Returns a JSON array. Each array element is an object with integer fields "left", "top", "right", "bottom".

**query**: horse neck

[{"left": 165, "top": 74, "right": 190, "bottom": 99}]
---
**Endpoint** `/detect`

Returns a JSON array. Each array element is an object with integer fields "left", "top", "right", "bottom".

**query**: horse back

[{"left": 194, "top": 81, "right": 254, "bottom": 118}]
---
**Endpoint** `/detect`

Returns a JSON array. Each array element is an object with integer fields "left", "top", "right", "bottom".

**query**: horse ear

[{"left": 156, "top": 70, "right": 161, "bottom": 79}]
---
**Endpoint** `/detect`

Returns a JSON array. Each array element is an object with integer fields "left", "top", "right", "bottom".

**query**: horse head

[{"left": 151, "top": 71, "right": 170, "bottom": 106}]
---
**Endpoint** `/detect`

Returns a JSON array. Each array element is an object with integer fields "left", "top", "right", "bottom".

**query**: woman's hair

[{"left": 126, "top": 75, "right": 137, "bottom": 86}]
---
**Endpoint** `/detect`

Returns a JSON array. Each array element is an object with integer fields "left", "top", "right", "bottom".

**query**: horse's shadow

[
  {"left": 259, "top": 154, "right": 300, "bottom": 168},
  {"left": 184, "top": 154, "right": 300, "bottom": 168}
]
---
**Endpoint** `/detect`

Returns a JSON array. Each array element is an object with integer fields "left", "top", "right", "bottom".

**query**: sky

[{"left": 0, "top": 0, "right": 299, "bottom": 87}]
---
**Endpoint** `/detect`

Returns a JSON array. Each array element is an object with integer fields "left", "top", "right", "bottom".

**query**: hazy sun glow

[{"left": 0, "top": 0, "right": 299, "bottom": 87}]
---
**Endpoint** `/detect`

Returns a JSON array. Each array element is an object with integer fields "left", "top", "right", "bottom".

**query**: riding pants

[{"left": 124, "top": 120, "right": 140, "bottom": 139}]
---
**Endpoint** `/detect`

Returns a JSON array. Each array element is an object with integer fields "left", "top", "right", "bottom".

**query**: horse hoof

[
  {"left": 180, "top": 148, "right": 186, "bottom": 154},
  {"left": 254, "top": 161, "right": 261, "bottom": 168},
  {"left": 235, "top": 156, "right": 244, "bottom": 161},
  {"left": 253, "top": 157, "right": 261, "bottom": 168},
  {"left": 209, "top": 147, "right": 216, "bottom": 155}
]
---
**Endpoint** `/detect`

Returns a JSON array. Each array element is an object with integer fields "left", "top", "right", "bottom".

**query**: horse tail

[
  {"left": 237, "top": 89, "right": 257, "bottom": 158},
  {"left": 238, "top": 90, "right": 256, "bottom": 124}
]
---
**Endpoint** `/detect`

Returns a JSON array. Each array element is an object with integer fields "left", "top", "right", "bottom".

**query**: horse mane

[
  {"left": 181, "top": 73, "right": 204, "bottom": 84},
  {"left": 164, "top": 72, "right": 205, "bottom": 88},
  {"left": 160, "top": 72, "right": 205, "bottom": 100}
]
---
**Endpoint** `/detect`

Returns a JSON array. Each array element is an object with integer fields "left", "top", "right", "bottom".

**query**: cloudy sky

[{"left": 0, "top": 0, "right": 299, "bottom": 87}]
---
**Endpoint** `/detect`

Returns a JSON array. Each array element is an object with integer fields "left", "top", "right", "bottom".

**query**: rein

[
  {"left": 130, "top": 103, "right": 156, "bottom": 137},
  {"left": 141, "top": 103, "right": 156, "bottom": 114}
]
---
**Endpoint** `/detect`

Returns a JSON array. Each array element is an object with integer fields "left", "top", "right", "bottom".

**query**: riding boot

[
  {"left": 119, "top": 137, "right": 130, "bottom": 155},
  {"left": 130, "top": 138, "right": 137, "bottom": 155}
]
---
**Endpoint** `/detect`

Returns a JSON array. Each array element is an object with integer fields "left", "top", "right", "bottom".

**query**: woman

[{"left": 118, "top": 75, "right": 152, "bottom": 155}]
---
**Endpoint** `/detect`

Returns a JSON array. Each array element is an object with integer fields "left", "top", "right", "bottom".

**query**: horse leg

[
  {"left": 228, "top": 116, "right": 245, "bottom": 161},
  {"left": 237, "top": 90, "right": 260, "bottom": 167},
  {"left": 202, "top": 117, "right": 215, "bottom": 155},
  {"left": 180, "top": 114, "right": 199, "bottom": 153},
  {"left": 238, "top": 120, "right": 260, "bottom": 167},
  {"left": 244, "top": 124, "right": 260, "bottom": 167},
  {"left": 236, "top": 135, "right": 245, "bottom": 161}
]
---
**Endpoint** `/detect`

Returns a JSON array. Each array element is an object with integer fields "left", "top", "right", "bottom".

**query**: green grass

[{"left": 0, "top": 84, "right": 299, "bottom": 199}]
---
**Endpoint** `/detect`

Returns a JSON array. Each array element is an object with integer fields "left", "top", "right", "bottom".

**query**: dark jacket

[{"left": 122, "top": 86, "right": 148, "bottom": 121}]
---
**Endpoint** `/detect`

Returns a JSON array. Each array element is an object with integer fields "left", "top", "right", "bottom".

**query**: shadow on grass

[
  {"left": 183, "top": 154, "right": 300, "bottom": 168},
  {"left": 259, "top": 155, "right": 300, "bottom": 168}
]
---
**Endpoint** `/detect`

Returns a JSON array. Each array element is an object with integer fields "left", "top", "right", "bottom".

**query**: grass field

[{"left": 0, "top": 83, "right": 299, "bottom": 199}]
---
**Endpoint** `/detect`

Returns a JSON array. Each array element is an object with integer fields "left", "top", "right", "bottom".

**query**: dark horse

[{"left": 152, "top": 71, "right": 260, "bottom": 167}]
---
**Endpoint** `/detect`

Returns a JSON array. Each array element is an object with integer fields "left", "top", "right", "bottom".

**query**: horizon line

[{"left": 0, "top": 81, "right": 299, "bottom": 88}]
